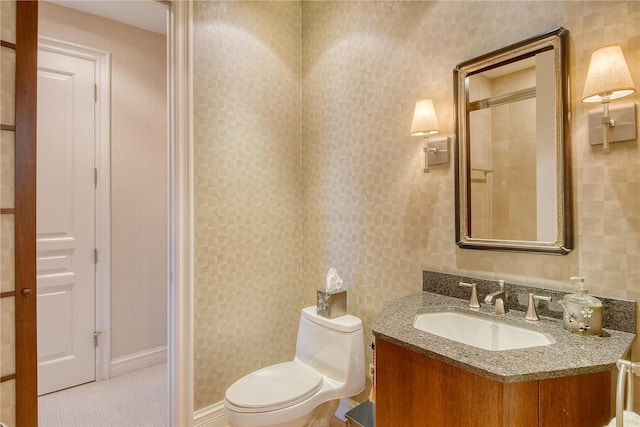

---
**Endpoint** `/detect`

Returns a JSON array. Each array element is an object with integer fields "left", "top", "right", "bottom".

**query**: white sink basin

[{"left": 413, "top": 308, "right": 555, "bottom": 351}]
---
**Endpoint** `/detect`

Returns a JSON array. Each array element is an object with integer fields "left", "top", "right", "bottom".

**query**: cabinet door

[
  {"left": 375, "top": 338, "right": 537, "bottom": 426},
  {"left": 539, "top": 371, "right": 611, "bottom": 427}
]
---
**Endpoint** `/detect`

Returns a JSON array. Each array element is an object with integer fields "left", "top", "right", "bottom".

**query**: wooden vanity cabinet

[{"left": 376, "top": 337, "right": 611, "bottom": 427}]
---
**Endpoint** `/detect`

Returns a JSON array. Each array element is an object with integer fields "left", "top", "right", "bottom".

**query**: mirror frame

[{"left": 454, "top": 27, "right": 572, "bottom": 255}]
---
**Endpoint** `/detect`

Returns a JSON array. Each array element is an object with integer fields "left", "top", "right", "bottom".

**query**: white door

[{"left": 36, "top": 49, "right": 96, "bottom": 395}]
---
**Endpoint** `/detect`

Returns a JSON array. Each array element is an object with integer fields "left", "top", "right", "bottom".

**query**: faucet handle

[
  {"left": 498, "top": 279, "right": 505, "bottom": 291},
  {"left": 459, "top": 282, "right": 481, "bottom": 308},
  {"left": 525, "top": 293, "right": 552, "bottom": 321}
]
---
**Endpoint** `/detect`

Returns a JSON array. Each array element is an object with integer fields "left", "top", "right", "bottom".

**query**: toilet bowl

[{"left": 224, "top": 306, "right": 365, "bottom": 427}]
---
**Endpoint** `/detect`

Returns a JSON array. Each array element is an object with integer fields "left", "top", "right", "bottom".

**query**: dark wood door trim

[
  {"left": 15, "top": 1, "right": 39, "bottom": 426},
  {"left": 1, "top": 40, "right": 17, "bottom": 49},
  {"left": 1, "top": 374, "right": 17, "bottom": 383}
]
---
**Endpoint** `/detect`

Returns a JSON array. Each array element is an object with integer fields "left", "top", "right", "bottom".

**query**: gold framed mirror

[{"left": 454, "top": 27, "right": 572, "bottom": 254}]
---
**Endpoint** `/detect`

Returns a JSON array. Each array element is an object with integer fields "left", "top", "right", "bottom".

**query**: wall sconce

[
  {"left": 410, "top": 99, "right": 449, "bottom": 173},
  {"left": 582, "top": 45, "right": 637, "bottom": 153}
]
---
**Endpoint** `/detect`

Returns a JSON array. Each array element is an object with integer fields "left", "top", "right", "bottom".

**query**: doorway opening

[
  {"left": 36, "top": 0, "right": 170, "bottom": 423},
  {"left": 13, "top": 1, "right": 193, "bottom": 425}
]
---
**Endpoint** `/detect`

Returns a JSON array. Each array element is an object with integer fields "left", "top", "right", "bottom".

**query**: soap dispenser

[{"left": 559, "top": 276, "right": 603, "bottom": 336}]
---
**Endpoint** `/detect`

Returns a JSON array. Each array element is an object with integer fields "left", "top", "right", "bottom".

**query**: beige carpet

[{"left": 38, "top": 363, "right": 167, "bottom": 427}]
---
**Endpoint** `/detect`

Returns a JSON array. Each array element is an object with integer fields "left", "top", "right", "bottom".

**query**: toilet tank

[{"left": 294, "top": 307, "right": 365, "bottom": 395}]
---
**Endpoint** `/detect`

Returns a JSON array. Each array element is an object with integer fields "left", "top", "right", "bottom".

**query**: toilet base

[
  {"left": 226, "top": 399, "right": 340, "bottom": 427},
  {"left": 307, "top": 399, "right": 339, "bottom": 427}
]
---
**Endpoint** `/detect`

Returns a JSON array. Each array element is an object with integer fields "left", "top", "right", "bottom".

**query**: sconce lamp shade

[
  {"left": 582, "top": 45, "right": 636, "bottom": 103},
  {"left": 410, "top": 99, "right": 440, "bottom": 136}
]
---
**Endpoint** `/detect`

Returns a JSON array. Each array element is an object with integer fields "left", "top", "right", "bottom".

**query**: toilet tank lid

[{"left": 301, "top": 306, "right": 362, "bottom": 333}]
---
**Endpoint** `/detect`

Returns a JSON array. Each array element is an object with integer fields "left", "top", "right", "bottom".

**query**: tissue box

[{"left": 317, "top": 289, "right": 347, "bottom": 318}]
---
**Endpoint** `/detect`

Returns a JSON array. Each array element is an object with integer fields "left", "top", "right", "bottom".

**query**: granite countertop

[{"left": 372, "top": 292, "right": 635, "bottom": 383}]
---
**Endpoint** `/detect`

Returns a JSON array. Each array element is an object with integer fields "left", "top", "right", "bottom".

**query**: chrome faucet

[{"left": 484, "top": 280, "right": 509, "bottom": 315}]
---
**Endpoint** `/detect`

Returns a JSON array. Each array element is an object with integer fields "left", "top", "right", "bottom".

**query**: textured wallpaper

[
  {"left": 194, "top": 0, "right": 640, "bottom": 411},
  {"left": 0, "top": 131, "right": 14, "bottom": 210},
  {"left": 301, "top": 0, "right": 640, "bottom": 398},
  {"left": 193, "top": 1, "right": 302, "bottom": 409}
]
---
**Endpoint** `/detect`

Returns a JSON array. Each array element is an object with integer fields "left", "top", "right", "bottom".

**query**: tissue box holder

[{"left": 317, "top": 289, "right": 347, "bottom": 318}]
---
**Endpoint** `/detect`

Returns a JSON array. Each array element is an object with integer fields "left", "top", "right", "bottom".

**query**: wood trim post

[{"left": 15, "top": 1, "right": 39, "bottom": 426}]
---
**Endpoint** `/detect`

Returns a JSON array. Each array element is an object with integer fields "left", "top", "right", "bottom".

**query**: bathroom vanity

[
  {"left": 376, "top": 338, "right": 610, "bottom": 426},
  {"left": 372, "top": 290, "right": 635, "bottom": 427}
]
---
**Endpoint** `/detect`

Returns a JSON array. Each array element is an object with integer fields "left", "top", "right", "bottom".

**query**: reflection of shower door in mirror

[
  {"left": 467, "top": 51, "right": 557, "bottom": 242},
  {"left": 36, "top": 48, "right": 96, "bottom": 395}
]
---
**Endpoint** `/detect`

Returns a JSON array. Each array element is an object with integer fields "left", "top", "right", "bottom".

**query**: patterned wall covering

[
  {"left": 301, "top": 0, "right": 640, "bottom": 392},
  {"left": 193, "top": 1, "right": 302, "bottom": 409},
  {"left": 0, "top": 0, "right": 16, "bottom": 424},
  {"left": 194, "top": 0, "right": 640, "bottom": 411}
]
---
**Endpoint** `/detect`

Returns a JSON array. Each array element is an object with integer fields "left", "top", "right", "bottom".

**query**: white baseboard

[
  {"left": 192, "top": 398, "right": 357, "bottom": 427},
  {"left": 194, "top": 401, "right": 226, "bottom": 427},
  {"left": 110, "top": 345, "right": 167, "bottom": 378}
]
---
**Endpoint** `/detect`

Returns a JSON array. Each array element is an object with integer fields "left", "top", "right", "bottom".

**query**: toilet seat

[{"left": 225, "top": 361, "right": 324, "bottom": 413}]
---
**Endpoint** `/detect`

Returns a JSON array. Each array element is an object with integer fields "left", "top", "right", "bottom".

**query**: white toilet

[{"left": 224, "top": 306, "right": 365, "bottom": 427}]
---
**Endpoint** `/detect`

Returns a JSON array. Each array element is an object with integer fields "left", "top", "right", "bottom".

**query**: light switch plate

[{"left": 589, "top": 103, "right": 637, "bottom": 146}]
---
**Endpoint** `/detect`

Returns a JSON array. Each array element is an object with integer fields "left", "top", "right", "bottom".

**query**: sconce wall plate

[
  {"left": 426, "top": 136, "right": 450, "bottom": 165},
  {"left": 588, "top": 102, "right": 637, "bottom": 146}
]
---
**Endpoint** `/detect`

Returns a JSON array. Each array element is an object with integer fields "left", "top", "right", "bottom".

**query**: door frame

[
  {"left": 37, "top": 36, "right": 112, "bottom": 383},
  {"left": 168, "top": 1, "right": 194, "bottom": 425},
  {"left": 15, "top": 1, "right": 194, "bottom": 425}
]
